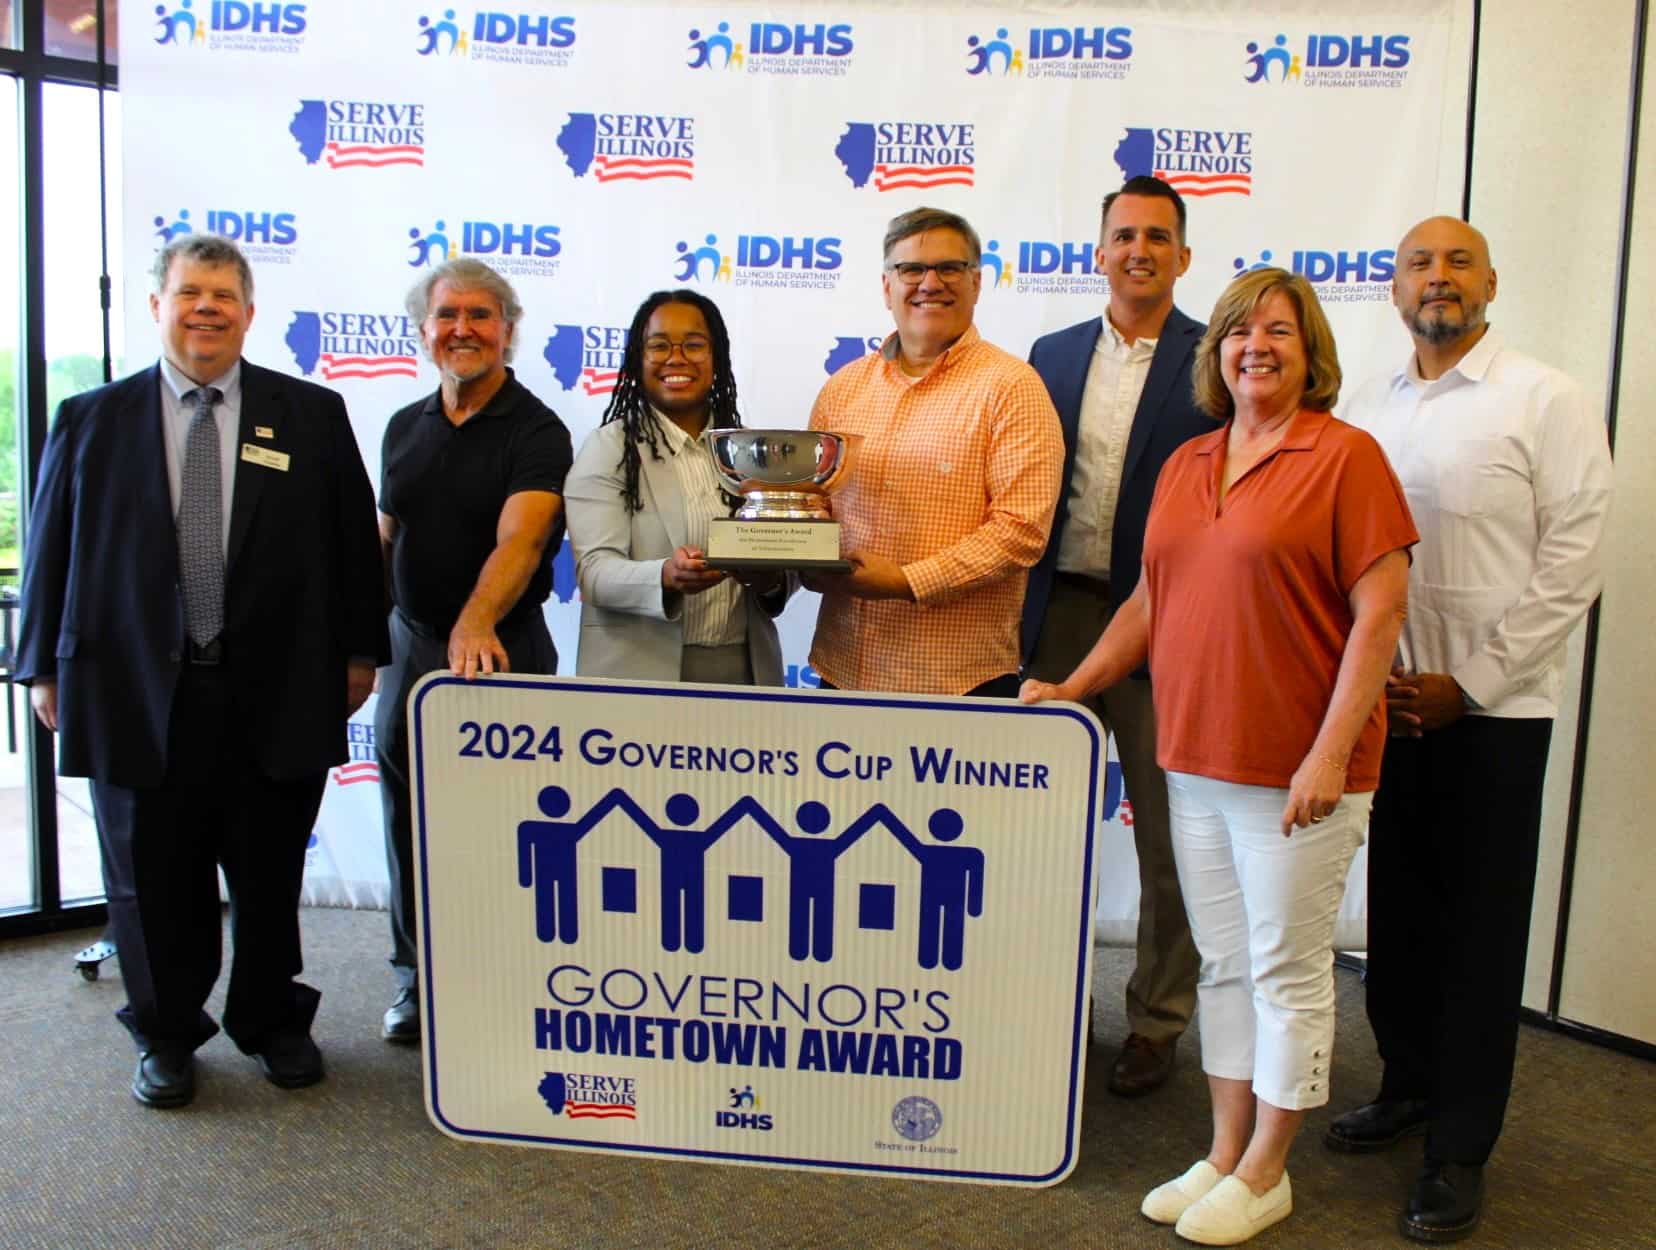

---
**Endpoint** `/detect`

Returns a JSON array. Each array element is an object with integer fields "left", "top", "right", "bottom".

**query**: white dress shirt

[
  {"left": 159, "top": 357, "right": 241, "bottom": 556},
  {"left": 1342, "top": 329, "right": 1612, "bottom": 718},
  {"left": 655, "top": 411, "right": 745, "bottom": 648},
  {"left": 1055, "top": 318, "right": 1156, "bottom": 579}
]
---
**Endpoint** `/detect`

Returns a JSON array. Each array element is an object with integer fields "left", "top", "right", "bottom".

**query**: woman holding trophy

[
  {"left": 564, "top": 290, "right": 790, "bottom": 684},
  {"left": 1021, "top": 268, "right": 1417, "bottom": 1245}
]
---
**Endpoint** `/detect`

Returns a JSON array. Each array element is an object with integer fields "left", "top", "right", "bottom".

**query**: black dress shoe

[
  {"left": 383, "top": 986, "right": 420, "bottom": 1044},
  {"left": 132, "top": 1048, "right": 195, "bottom": 1109},
  {"left": 1401, "top": 1161, "right": 1483, "bottom": 1243},
  {"left": 1324, "top": 1098, "right": 1429, "bottom": 1152},
  {"left": 255, "top": 1032, "right": 324, "bottom": 1089}
]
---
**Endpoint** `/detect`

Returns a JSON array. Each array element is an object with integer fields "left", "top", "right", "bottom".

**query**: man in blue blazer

[
  {"left": 1021, "top": 177, "right": 1215, "bottom": 1096},
  {"left": 17, "top": 234, "right": 388, "bottom": 1108}
]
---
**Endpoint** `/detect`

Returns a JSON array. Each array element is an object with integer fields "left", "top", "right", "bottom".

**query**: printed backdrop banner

[
  {"left": 409, "top": 675, "right": 1101, "bottom": 1183},
  {"left": 120, "top": 1, "right": 1467, "bottom": 939}
]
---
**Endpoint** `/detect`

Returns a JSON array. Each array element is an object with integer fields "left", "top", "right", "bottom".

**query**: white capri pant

[{"left": 1166, "top": 771, "right": 1370, "bottom": 1110}]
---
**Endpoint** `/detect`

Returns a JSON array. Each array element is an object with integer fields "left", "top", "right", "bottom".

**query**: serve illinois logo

[
  {"left": 284, "top": 310, "right": 421, "bottom": 383},
  {"left": 557, "top": 112, "right": 696, "bottom": 184},
  {"left": 823, "top": 335, "right": 883, "bottom": 376},
  {"left": 543, "top": 324, "right": 629, "bottom": 396},
  {"left": 834, "top": 121, "right": 975, "bottom": 193},
  {"left": 1112, "top": 126, "right": 1254, "bottom": 198},
  {"left": 288, "top": 99, "right": 426, "bottom": 171},
  {"left": 537, "top": 1071, "right": 638, "bottom": 1120}
]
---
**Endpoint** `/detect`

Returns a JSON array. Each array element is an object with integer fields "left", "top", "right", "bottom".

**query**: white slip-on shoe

[
  {"left": 1174, "top": 1172, "right": 1292, "bottom": 1246},
  {"left": 1141, "top": 1159, "right": 1224, "bottom": 1224}
]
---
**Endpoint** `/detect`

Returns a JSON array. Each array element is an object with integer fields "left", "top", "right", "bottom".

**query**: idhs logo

[
  {"left": 152, "top": 207, "right": 300, "bottom": 265},
  {"left": 1232, "top": 248, "right": 1397, "bottom": 303},
  {"left": 154, "top": 1, "right": 307, "bottom": 50},
  {"left": 784, "top": 662, "right": 823, "bottom": 687},
  {"left": 994, "top": 237, "right": 1105, "bottom": 296},
  {"left": 152, "top": 208, "right": 296, "bottom": 245},
  {"left": 691, "top": 17, "right": 853, "bottom": 77},
  {"left": 415, "top": 9, "right": 467, "bottom": 55},
  {"left": 431, "top": 10, "right": 577, "bottom": 66},
  {"left": 715, "top": 1084, "right": 773, "bottom": 1131},
  {"left": 686, "top": 20, "right": 741, "bottom": 69},
  {"left": 673, "top": 232, "right": 842, "bottom": 291},
  {"left": 967, "top": 25, "right": 1131, "bottom": 79},
  {"left": 1244, "top": 32, "right": 1411, "bottom": 87},
  {"left": 408, "top": 220, "right": 563, "bottom": 277}
]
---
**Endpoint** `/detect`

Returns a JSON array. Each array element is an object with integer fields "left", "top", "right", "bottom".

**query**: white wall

[
  {"left": 1466, "top": 0, "right": 1653, "bottom": 1042},
  {"left": 1557, "top": 6, "right": 1656, "bottom": 1044}
]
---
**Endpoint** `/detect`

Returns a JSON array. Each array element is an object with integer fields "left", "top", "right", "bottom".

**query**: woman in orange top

[{"left": 1022, "top": 268, "right": 1416, "bottom": 1246}]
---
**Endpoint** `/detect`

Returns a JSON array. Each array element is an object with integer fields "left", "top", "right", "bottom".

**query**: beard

[
  {"left": 438, "top": 352, "right": 495, "bottom": 384},
  {"left": 1410, "top": 297, "right": 1483, "bottom": 345}
]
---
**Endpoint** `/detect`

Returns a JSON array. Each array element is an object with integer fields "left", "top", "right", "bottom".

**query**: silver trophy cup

[{"left": 700, "top": 428, "right": 860, "bottom": 571}]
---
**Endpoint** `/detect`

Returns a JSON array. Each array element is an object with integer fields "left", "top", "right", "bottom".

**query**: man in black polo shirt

[{"left": 376, "top": 258, "right": 573, "bottom": 1042}]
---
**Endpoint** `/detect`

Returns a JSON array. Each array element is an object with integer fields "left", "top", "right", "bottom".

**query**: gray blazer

[{"left": 564, "top": 419, "right": 787, "bottom": 684}]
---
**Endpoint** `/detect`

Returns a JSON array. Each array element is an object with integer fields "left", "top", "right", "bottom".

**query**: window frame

[{"left": 0, "top": 0, "right": 118, "bottom": 937}]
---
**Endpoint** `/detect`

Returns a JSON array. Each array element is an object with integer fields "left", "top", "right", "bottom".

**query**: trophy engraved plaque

[{"left": 700, "top": 428, "right": 860, "bottom": 572}]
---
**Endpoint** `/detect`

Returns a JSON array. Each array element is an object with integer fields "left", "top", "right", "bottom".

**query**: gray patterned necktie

[{"left": 178, "top": 385, "right": 224, "bottom": 645}]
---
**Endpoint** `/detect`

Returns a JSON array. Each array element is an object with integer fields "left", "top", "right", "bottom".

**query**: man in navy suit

[
  {"left": 1021, "top": 177, "right": 1214, "bottom": 1095},
  {"left": 17, "top": 234, "right": 387, "bottom": 1108}
]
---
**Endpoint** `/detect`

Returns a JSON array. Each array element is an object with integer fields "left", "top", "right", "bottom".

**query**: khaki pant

[{"left": 1028, "top": 576, "right": 1198, "bottom": 1043}]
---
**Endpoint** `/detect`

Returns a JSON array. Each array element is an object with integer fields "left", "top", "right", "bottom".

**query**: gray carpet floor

[{"left": 1, "top": 907, "right": 1651, "bottom": 1250}]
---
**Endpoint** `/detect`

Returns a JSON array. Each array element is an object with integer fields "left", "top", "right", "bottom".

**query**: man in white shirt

[
  {"left": 1021, "top": 177, "right": 1215, "bottom": 1095},
  {"left": 1333, "top": 216, "right": 1613, "bottom": 1243}
]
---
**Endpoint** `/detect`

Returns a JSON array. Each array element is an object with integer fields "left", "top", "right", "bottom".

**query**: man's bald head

[
  {"left": 1397, "top": 215, "right": 1492, "bottom": 267},
  {"left": 1392, "top": 215, "right": 1497, "bottom": 349}
]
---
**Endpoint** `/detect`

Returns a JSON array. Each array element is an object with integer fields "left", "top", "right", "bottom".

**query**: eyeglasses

[
  {"left": 886, "top": 260, "right": 978, "bottom": 285},
  {"left": 643, "top": 336, "right": 712, "bottom": 362}
]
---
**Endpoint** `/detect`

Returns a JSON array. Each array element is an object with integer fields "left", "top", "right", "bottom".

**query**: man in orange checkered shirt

[{"left": 806, "top": 207, "right": 1063, "bottom": 697}]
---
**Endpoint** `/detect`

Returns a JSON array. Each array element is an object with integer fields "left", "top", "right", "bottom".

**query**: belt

[
  {"left": 395, "top": 608, "right": 448, "bottom": 642},
  {"left": 183, "top": 637, "right": 225, "bottom": 666},
  {"left": 1055, "top": 571, "right": 1111, "bottom": 598}
]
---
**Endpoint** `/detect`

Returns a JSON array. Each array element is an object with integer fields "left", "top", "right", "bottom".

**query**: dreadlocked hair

[{"left": 601, "top": 289, "right": 742, "bottom": 514}]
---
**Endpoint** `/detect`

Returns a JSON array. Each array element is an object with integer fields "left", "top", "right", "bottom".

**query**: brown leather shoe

[{"left": 1109, "top": 1033, "right": 1176, "bottom": 1096}]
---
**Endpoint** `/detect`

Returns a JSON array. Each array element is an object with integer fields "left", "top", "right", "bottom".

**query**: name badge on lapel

[{"left": 241, "top": 443, "right": 291, "bottom": 472}]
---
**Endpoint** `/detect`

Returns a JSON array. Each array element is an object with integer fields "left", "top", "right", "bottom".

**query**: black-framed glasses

[
  {"left": 886, "top": 260, "right": 978, "bottom": 285},
  {"left": 643, "top": 336, "right": 712, "bottom": 362}
]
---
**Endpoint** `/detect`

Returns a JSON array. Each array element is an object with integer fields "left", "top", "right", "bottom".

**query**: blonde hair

[{"left": 1193, "top": 267, "right": 1341, "bottom": 419}]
